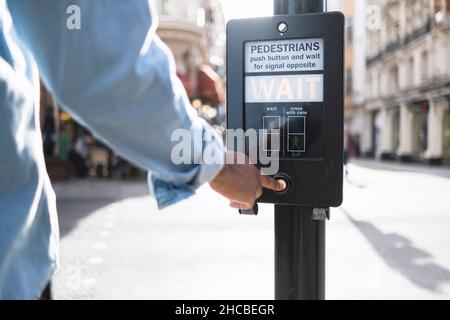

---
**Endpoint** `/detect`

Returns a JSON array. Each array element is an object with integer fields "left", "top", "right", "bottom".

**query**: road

[{"left": 52, "top": 160, "right": 450, "bottom": 299}]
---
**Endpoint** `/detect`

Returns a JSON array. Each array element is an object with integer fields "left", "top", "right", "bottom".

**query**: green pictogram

[{"left": 291, "top": 135, "right": 302, "bottom": 150}]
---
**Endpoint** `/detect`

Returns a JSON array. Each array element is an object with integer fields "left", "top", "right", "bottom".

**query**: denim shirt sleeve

[{"left": 7, "top": 0, "right": 224, "bottom": 208}]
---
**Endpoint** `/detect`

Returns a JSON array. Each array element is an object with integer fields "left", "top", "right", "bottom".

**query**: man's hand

[{"left": 209, "top": 152, "right": 286, "bottom": 210}]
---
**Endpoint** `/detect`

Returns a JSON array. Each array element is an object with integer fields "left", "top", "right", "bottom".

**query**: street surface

[{"left": 52, "top": 160, "right": 450, "bottom": 299}]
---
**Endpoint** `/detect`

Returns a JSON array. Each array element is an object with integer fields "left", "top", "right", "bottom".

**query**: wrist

[{"left": 209, "top": 163, "right": 229, "bottom": 186}]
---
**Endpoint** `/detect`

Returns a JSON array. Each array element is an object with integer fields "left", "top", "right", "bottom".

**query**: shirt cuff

[{"left": 148, "top": 126, "right": 225, "bottom": 210}]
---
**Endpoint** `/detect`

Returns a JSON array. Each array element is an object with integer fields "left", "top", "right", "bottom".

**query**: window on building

[
  {"left": 412, "top": 102, "right": 429, "bottom": 156},
  {"left": 345, "top": 69, "right": 353, "bottom": 96},
  {"left": 408, "top": 56, "right": 415, "bottom": 88},
  {"left": 346, "top": 18, "right": 353, "bottom": 44},
  {"left": 180, "top": 0, "right": 188, "bottom": 20},
  {"left": 187, "top": 0, "right": 201, "bottom": 23},
  {"left": 394, "top": 21, "right": 400, "bottom": 42},
  {"left": 412, "top": 0, "right": 427, "bottom": 30},
  {"left": 197, "top": 8, "right": 206, "bottom": 27},
  {"left": 421, "top": 50, "right": 429, "bottom": 82},
  {"left": 386, "top": 2, "right": 400, "bottom": 45},
  {"left": 444, "top": 109, "right": 450, "bottom": 164},
  {"left": 378, "top": 72, "right": 382, "bottom": 96},
  {"left": 434, "top": 0, "right": 446, "bottom": 24},
  {"left": 392, "top": 107, "right": 400, "bottom": 151},
  {"left": 446, "top": 33, "right": 450, "bottom": 74},
  {"left": 390, "top": 65, "right": 399, "bottom": 95},
  {"left": 406, "top": 2, "right": 413, "bottom": 35},
  {"left": 435, "top": 0, "right": 443, "bottom": 13},
  {"left": 369, "top": 72, "right": 375, "bottom": 98},
  {"left": 161, "top": 0, "right": 172, "bottom": 16}
]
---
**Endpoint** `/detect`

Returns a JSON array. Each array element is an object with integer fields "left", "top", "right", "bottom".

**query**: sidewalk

[
  {"left": 52, "top": 164, "right": 450, "bottom": 299},
  {"left": 52, "top": 179, "right": 276, "bottom": 299},
  {"left": 52, "top": 177, "right": 149, "bottom": 200},
  {"left": 350, "top": 158, "right": 450, "bottom": 179}
]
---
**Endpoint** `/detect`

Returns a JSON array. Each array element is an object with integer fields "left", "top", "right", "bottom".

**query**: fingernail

[{"left": 277, "top": 179, "right": 287, "bottom": 190}]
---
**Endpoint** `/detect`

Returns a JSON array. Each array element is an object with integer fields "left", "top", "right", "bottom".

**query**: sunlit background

[
  {"left": 221, "top": 0, "right": 343, "bottom": 20},
  {"left": 33, "top": 0, "right": 450, "bottom": 300},
  {"left": 221, "top": 0, "right": 273, "bottom": 20}
]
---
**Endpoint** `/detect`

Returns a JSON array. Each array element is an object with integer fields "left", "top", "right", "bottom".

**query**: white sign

[
  {"left": 245, "top": 74, "right": 323, "bottom": 103},
  {"left": 245, "top": 38, "right": 324, "bottom": 73}
]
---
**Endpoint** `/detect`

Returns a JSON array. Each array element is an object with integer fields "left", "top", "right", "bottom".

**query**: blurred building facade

[
  {"left": 329, "top": 0, "right": 367, "bottom": 158},
  {"left": 155, "top": 0, "right": 226, "bottom": 104},
  {"left": 42, "top": 0, "right": 227, "bottom": 180},
  {"left": 360, "top": 0, "right": 450, "bottom": 164},
  {"left": 343, "top": 0, "right": 355, "bottom": 122}
]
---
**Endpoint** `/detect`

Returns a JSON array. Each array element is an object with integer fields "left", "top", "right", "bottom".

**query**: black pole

[
  {"left": 274, "top": 206, "right": 326, "bottom": 299},
  {"left": 273, "top": 0, "right": 327, "bottom": 300},
  {"left": 274, "top": 0, "right": 326, "bottom": 15}
]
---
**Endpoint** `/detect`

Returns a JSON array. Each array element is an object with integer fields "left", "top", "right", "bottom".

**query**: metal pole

[
  {"left": 273, "top": 0, "right": 327, "bottom": 300},
  {"left": 274, "top": 0, "right": 326, "bottom": 15},
  {"left": 274, "top": 206, "right": 326, "bottom": 299}
]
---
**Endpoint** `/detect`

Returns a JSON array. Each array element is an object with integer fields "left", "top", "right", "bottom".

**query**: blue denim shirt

[{"left": 0, "top": 0, "right": 224, "bottom": 299}]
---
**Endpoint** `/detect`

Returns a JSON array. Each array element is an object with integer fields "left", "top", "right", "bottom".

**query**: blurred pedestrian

[
  {"left": 68, "top": 130, "right": 90, "bottom": 177},
  {"left": 344, "top": 128, "right": 350, "bottom": 177},
  {"left": 58, "top": 123, "right": 71, "bottom": 161},
  {"left": 42, "top": 106, "right": 56, "bottom": 157}
]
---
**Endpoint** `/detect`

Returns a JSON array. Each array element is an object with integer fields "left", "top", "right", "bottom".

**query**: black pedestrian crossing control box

[{"left": 226, "top": 12, "right": 344, "bottom": 207}]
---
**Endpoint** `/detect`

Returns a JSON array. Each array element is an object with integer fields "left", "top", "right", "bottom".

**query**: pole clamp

[
  {"left": 239, "top": 203, "right": 259, "bottom": 216},
  {"left": 312, "top": 207, "right": 329, "bottom": 221}
]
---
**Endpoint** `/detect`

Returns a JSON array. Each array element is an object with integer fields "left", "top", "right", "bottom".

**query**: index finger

[{"left": 260, "top": 175, "right": 286, "bottom": 191}]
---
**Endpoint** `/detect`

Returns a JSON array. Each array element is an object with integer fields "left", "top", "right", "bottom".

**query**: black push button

[{"left": 273, "top": 173, "right": 291, "bottom": 195}]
